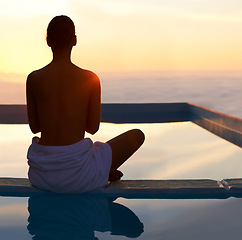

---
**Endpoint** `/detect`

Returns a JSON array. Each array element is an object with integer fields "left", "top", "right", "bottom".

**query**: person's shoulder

[
  {"left": 27, "top": 65, "right": 49, "bottom": 79},
  {"left": 74, "top": 65, "right": 100, "bottom": 82},
  {"left": 26, "top": 66, "right": 49, "bottom": 90},
  {"left": 26, "top": 70, "right": 38, "bottom": 86},
  {"left": 27, "top": 64, "right": 50, "bottom": 82},
  {"left": 27, "top": 70, "right": 39, "bottom": 80}
]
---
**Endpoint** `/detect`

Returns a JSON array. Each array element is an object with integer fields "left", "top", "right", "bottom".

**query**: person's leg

[{"left": 107, "top": 129, "right": 145, "bottom": 180}]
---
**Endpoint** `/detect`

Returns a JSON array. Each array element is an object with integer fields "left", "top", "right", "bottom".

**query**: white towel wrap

[{"left": 27, "top": 137, "right": 112, "bottom": 193}]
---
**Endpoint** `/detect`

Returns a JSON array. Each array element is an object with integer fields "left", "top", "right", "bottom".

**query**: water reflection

[
  {"left": 1, "top": 123, "right": 241, "bottom": 180},
  {"left": 27, "top": 194, "right": 144, "bottom": 240}
]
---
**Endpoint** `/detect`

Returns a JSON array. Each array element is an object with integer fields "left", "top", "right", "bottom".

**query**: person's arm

[
  {"left": 85, "top": 74, "right": 101, "bottom": 135},
  {"left": 26, "top": 73, "right": 41, "bottom": 134}
]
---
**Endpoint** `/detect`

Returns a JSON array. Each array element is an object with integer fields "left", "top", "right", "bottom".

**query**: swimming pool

[
  {"left": 1, "top": 195, "right": 242, "bottom": 239},
  {"left": 1, "top": 121, "right": 241, "bottom": 239}
]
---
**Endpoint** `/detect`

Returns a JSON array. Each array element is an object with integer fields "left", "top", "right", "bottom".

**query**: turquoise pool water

[{"left": 0, "top": 122, "right": 242, "bottom": 239}]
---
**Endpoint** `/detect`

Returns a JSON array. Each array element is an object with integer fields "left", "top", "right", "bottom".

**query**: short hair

[{"left": 47, "top": 15, "right": 75, "bottom": 49}]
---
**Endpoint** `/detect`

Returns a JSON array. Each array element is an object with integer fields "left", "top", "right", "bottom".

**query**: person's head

[{"left": 46, "top": 15, "right": 76, "bottom": 50}]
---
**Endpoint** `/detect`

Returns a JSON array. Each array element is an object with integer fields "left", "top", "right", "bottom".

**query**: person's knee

[{"left": 132, "top": 129, "right": 145, "bottom": 145}]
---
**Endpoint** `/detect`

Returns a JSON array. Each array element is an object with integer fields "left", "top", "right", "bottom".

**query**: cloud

[{"left": 0, "top": 77, "right": 25, "bottom": 104}]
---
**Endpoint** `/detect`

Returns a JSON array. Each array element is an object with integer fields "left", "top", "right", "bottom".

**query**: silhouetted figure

[
  {"left": 27, "top": 194, "right": 144, "bottom": 239},
  {"left": 26, "top": 15, "right": 145, "bottom": 193}
]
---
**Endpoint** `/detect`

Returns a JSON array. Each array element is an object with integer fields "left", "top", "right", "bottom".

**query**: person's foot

[{"left": 109, "top": 170, "right": 123, "bottom": 181}]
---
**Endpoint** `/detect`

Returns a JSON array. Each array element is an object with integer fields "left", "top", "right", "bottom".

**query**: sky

[{"left": 1, "top": 0, "right": 242, "bottom": 82}]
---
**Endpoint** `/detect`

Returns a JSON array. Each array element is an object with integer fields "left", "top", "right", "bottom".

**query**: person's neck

[{"left": 51, "top": 48, "right": 72, "bottom": 65}]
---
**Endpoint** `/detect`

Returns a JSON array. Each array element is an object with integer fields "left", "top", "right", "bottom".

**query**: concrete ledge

[
  {"left": 1, "top": 178, "right": 242, "bottom": 199},
  {"left": 0, "top": 105, "right": 28, "bottom": 124},
  {"left": 189, "top": 103, "right": 242, "bottom": 147},
  {"left": 0, "top": 103, "right": 190, "bottom": 124},
  {"left": 101, "top": 103, "right": 190, "bottom": 123},
  {"left": 105, "top": 179, "right": 228, "bottom": 199}
]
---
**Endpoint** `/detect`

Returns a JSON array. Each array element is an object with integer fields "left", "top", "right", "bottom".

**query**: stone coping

[{"left": 1, "top": 178, "right": 242, "bottom": 199}]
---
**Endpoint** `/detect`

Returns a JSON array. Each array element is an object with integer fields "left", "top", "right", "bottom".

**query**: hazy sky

[{"left": 1, "top": 0, "right": 242, "bottom": 80}]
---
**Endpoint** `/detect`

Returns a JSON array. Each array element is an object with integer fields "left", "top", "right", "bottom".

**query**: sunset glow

[{"left": 1, "top": 0, "right": 242, "bottom": 80}]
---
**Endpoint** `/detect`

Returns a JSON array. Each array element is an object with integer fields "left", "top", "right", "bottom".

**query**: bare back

[{"left": 26, "top": 62, "right": 101, "bottom": 146}]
